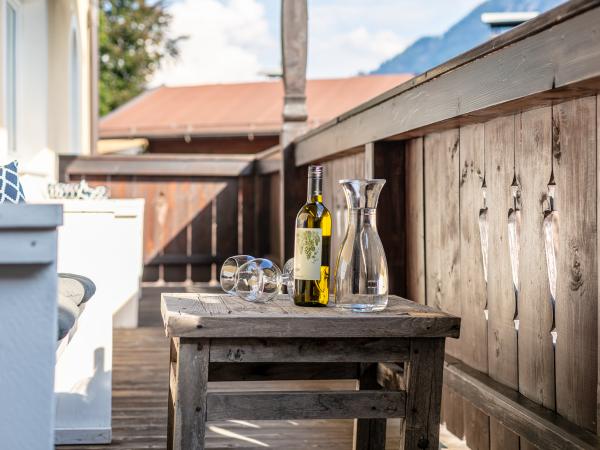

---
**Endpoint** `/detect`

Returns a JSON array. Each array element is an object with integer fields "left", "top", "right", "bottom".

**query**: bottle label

[{"left": 294, "top": 228, "right": 322, "bottom": 280}]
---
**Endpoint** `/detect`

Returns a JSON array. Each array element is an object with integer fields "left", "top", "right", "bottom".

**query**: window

[
  {"left": 6, "top": 1, "right": 17, "bottom": 153},
  {"left": 69, "top": 27, "right": 81, "bottom": 153}
]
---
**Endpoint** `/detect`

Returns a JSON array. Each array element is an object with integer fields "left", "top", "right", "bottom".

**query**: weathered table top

[{"left": 161, "top": 293, "right": 460, "bottom": 339}]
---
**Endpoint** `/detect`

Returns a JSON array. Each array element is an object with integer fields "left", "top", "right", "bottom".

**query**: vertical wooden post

[
  {"left": 354, "top": 363, "right": 386, "bottom": 450},
  {"left": 88, "top": 0, "right": 99, "bottom": 154},
  {"left": 168, "top": 338, "right": 209, "bottom": 450},
  {"left": 402, "top": 338, "right": 445, "bottom": 449},
  {"left": 280, "top": 0, "right": 308, "bottom": 149},
  {"left": 280, "top": 0, "right": 308, "bottom": 262}
]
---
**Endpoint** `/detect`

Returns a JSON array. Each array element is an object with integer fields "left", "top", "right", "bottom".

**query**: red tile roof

[{"left": 99, "top": 75, "right": 412, "bottom": 139}]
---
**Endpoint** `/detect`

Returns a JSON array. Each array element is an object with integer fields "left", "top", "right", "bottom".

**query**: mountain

[{"left": 372, "top": 0, "right": 564, "bottom": 75}]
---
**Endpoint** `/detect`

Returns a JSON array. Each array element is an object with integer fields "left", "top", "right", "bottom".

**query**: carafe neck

[{"left": 348, "top": 207, "right": 378, "bottom": 230}]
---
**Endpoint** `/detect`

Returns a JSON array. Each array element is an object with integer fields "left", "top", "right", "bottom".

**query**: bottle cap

[{"left": 308, "top": 165, "right": 323, "bottom": 177}]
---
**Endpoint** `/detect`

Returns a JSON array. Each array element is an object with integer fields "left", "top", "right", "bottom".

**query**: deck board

[{"left": 56, "top": 287, "right": 465, "bottom": 449}]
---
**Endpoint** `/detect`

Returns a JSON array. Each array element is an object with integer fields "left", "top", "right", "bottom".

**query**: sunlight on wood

[{"left": 208, "top": 425, "right": 270, "bottom": 447}]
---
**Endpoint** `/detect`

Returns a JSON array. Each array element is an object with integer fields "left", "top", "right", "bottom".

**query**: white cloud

[
  {"left": 151, "top": 0, "right": 277, "bottom": 86},
  {"left": 308, "top": 26, "right": 408, "bottom": 78}
]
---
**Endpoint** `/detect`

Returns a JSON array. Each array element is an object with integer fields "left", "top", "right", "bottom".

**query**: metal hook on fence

[
  {"left": 478, "top": 176, "right": 489, "bottom": 321},
  {"left": 508, "top": 175, "right": 521, "bottom": 332},
  {"left": 543, "top": 180, "right": 558, "bottom": 345}
]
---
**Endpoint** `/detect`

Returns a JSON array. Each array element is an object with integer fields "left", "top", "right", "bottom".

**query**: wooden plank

[
  {"left": 515, "top": 107, "right": 555, "bottom": 427},
  {"left": 463, "top": 402, "right": 490, "bottom": 450},
  {"left": 163, "top": 179, "right": 188, "bottom": 282},
  {"left": 190, "top": 188, "right": 213, "bottom": 282},
  {"left": 215, "top": 181, "right": 238, "bottom": 267},
  {"left": 162, "top": 294, "right": 461, "bottom": 339},
  {"left": 458, "top": 123, "right": 490, "bottom": 450},
  {"left": 423, "top": 128, "right": 464, "bottom": 440},
  {"left": 208, "top": 362, "right": 358, "bottom": 381},
  {"left": 458, "top": 123, "right": 488, "bottom": 372},
  {"left": 206, "top": 390, "right": 406, "bottom": 421},
  {"left": 294, "top": 5, "right": 600, "bottom": 166},
  {"left": 168, "top": 339, "right": 209, "bottom": 450},
  {"left": 444, "top": 355, "right": 600, "bottom": 450},
  {"left": 209, "top": 338, "right": 410, "bottom": 363},
  {"left": 268, "top": 172, "right": 282, "bottom": 263},
  {"left": 402, "top": 338, "right": 445, "bottom": 450},
  {"left": 553, "top": 96, "right": 597, "bottom": 431},
  {"left": 484, "top": 115, "right": 520, "bottom": 450},
  {"left": 65, "top": 154, "right": 254, "bottom": 177},
  {"left": 354, "top": 363, "right": 386, "bottom": 450},
  {"left": 404, "top": 138, "right": 425, "bottom": 304},
  {"left": 373, "top": 141, "right": 406, "bottom": 296},
  {"left": 443, "top": 388, "right": 465, "bottom": 440},
  {"left": 598, "top": 93, "right": 600, "bottom": 438},
  {"left": 240, "top": 176, "right": 255, "bottom": 255},
  {"left": 364, "top": 143, "right": 374, "bottom": 178},
  {"left": 424, "top": 129, "right": 461, "bottom": 340}
]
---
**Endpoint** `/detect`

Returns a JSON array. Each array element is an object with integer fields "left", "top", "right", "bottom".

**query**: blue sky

[{"left": 152, "top": 0, "right": 484, "bottom": 86}]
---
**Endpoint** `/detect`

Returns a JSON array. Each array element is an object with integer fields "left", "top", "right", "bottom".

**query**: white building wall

[{"left": 0, "top": 0, "right": 92, "bottom": 200}]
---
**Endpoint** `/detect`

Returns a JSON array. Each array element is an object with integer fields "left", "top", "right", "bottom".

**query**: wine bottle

[{"left": 293, "top": 165, "right": 331, "bottom": 307}]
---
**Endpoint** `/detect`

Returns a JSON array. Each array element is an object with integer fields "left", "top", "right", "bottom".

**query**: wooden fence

[
  {"left": 282, "top": 1, "right": 600, "bottom": 448},
  {"left": 61, "top": 152, "right": 281, "bottom": 284}
]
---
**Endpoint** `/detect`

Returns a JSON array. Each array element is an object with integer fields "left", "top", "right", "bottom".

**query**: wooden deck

[{"left": 58, "top": 287, "right": 467, "bottom": 449}]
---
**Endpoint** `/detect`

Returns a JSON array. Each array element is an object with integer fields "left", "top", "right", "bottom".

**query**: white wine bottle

[{"left": 293, "top": 165, "right": 331, "bottom": 307}]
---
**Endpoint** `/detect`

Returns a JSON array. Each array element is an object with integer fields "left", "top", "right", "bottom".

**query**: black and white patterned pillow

[{"left": 0, "top": 160, "right": 26, "bottom": 203}]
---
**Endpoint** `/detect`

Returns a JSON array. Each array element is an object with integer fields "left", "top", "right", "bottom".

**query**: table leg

[
  {"left": 402, "top": 338, "right": 445, "bottom": 449},
  {"left": 354, "top": 363, "right": 387, "bottom": 450},
  {"left": 168, "top": 338, "right": 209, "bottom": 450}
]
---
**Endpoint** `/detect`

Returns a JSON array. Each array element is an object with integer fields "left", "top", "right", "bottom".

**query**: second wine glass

[
  {"left": 220, "top": 255, "right": 254, "bottom": 294},
  {"left": 235, "top": 258, "right": 281, "bottom": 302}
]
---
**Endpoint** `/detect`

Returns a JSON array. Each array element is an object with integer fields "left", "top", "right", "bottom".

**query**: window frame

[
  {"left": 3, "top": 0, "right": 21, "bottom": 155},
  {"left": 68, "top": 18, "right": 82, "bottom": 154}
]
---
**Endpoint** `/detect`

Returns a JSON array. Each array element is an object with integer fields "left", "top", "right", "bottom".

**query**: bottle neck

[{"left": 307, "top": 175, "right": 323, "bottom": 202}]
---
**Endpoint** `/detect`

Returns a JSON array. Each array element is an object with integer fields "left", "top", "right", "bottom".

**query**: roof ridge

[{"left": 157, "top": 74, "right": 413, "bottom": 90}]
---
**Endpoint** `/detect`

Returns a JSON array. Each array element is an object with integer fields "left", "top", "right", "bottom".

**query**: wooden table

[{"left": 161, "top": 293, "right": 460, "bottom": 450}]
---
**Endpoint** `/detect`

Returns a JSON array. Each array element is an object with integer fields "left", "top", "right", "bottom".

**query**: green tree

[{"left": 99, "top": 0, "right": 184, "bottom": 116}]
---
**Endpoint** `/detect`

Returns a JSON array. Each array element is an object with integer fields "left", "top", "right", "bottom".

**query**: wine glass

[
  {"left": 235, "top": 258, "right": 282, "bottom": 302},
  {"left": 219, "top": 255, "right": 254, "bottom": 294},
  {"left": 234, "top": 258, "right": 295, "bottom": 303}
]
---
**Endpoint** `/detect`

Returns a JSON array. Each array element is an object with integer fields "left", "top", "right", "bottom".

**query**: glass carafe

[{"left": 334, "top": 179, "right": 388, "bottom": 312}]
